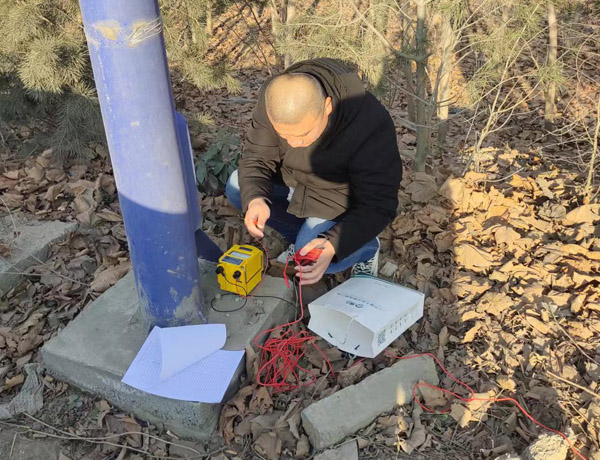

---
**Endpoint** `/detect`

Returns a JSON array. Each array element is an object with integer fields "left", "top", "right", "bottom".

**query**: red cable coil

[{"left": 249, "top": 242, "right": 586, "bottom": 459}]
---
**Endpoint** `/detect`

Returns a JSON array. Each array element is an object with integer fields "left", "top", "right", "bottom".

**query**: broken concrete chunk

[
  {"left": 522, "top": 430, "right": 574, "bottom": 460},
  {"left": 301, "top": 355, "right": 438, "bottom": 450},
  {"left": 0, "top": 215, "right": 77, "bottom": 292},
  {"left": 314, "top": 440, "right": 358, "bottom": 460},
  {"left": 379, "top": 261, "right": 399, "bottom": 278}
]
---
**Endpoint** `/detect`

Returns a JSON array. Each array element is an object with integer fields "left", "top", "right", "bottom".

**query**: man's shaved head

[{"left": 265, "top": 73, "right": 327, "bottom": 125}]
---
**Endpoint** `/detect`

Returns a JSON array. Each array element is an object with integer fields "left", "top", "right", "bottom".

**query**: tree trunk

[
  {"left": 284, "top": 0, "right": 295, "bottom": 68},
  {"left": 205, "top": 0, "right": 213, "bottom": 37},
  {"left": 585, "top": 97, "right": 600, "bottom": 202},
  {"left": 437, "top": 15, "right": 455, "bottom": 146},
  {"left": 544, "top": 1, "right": 558, "bottom": 131},
  {"left": 401, "top": 14, "right": 416, "bottom": 123},
  {"left": 271, "top": 2, "right": 284, "bottom": 67},
  {"left": 271, "top": 3, "right": 279, "bottom": 36},
  {"left": 414, "top": 0, "right": 429, "bottom": 172}
]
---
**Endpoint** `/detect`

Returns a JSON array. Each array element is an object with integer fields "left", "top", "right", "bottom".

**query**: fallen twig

[
  {"left": 547, "top": 371, "right": 600, "bottom": 401},
  {"left": 0, "top": 414, "right": 218, "bottom": 460}
]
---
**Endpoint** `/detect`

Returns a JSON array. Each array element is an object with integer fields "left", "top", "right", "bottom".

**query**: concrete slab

[
  {"left": 301, "top": 355, "right": 439, "bottom": 450},
  {"left": 314, "top": 440, "right": 358, "bottom": 460},
  {"left": 0, "top": 214, "right": 77, "bottom": 293},
  {"left": 42, "top": 260, "right": 294, "bottom": 440}
]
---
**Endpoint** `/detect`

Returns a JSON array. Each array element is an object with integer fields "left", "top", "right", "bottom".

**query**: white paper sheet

[
  {"left": 122, "top": 325, "right": 244, "bottom": 403},
  {"left": 158, "top": 324, "right": 226, "bottom": 381}
]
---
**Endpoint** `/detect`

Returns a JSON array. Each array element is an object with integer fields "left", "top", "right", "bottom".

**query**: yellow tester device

[{"left": 216, "top": 244, "right": 265, "bottom": 295}]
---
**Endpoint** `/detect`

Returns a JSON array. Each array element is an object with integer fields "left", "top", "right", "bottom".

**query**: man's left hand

[{"left": 295, "top": 238, "right": 335, "bottom": 285}]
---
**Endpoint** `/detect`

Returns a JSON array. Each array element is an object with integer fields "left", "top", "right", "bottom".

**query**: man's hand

[
  {"left": 296, "top": 238, "right": 335, "bottom": 285},
  {"left": 244, "top": 198, "right": 270, "bottom": 238}
]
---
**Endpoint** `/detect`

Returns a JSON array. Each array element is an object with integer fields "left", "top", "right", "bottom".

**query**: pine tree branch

[{"left": 346, "top": 0, "right": 430, "bottom": 63}]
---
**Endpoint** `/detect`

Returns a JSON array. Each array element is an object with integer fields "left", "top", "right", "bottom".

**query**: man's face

[{"left": 270, "top": 97, "right": 333, "bottom": 148}]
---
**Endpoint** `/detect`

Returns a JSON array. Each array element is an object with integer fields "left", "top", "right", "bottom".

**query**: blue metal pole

[
  {"left": 79, "top": 0, "right": 215, "bottom": 328},
  {"left": 174, "top": 113, "right": 224, "bottom": 263}
]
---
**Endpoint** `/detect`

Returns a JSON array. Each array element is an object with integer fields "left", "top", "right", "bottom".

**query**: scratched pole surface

[{"left": 79, "top": 0, "right": 207, "bottom": 328}]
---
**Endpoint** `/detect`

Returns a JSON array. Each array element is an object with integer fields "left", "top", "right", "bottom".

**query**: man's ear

[{"left": 324, "top": 96, "right": 333, "bottom": 116}]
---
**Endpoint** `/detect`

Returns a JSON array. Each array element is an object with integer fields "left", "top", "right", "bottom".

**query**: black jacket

[{"left": 239, "top": 58, "right": 402, "bottom": 260}]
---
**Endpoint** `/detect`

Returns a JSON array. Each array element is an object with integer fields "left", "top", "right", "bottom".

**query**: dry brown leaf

[
  {"left": 121, "top": 416, "right": 142, "bottom": 447},
  {"left": 568, "top": 322, "right": 593, "bottom": 339},
  {"left": 2, "top": 170, "right": 20, "bottom": 180},
  {"left": 0, "top": 193, "right": 24, "bottom": 208},
  {"left": 73, "top": 194, "right": 95, "bottom": 215},
  {"left": 525, "top": 316, "right": 551, "bottom": 336},
  {"left": 439, "top": 176, "right": 467, "bottom": 206},
  {"left": 418, "top": 381, "right": 447, "bottom": 408},
  {"left": 91, "top": 262, "right": 131, "bottom": 292},
  {"left": 477, "top": 292, "right": 513, "bottom": 317},
  {"left": 44, "top": 184, "right": 63, "bottom": 202},
  {"left": 286, "top": 411, "right": 302, "bottom": 440},
  {"left": 295, "top": 435, "right": 310, "bottom": 458},
  {"left": 497, "top": 376, "right": 517, "bottom": 392},
  {"left": 25, "top": 165, "right": 45, "bottom": 183},
  {"left": 377, "top": 414, "right": 402, "bottom": 428},
  {"left": 0, "top": 242, "right": 12, "bottom": 258},
  {"left": 399, "top": 406, "right": 427, "bottom": 454},
  {"left": 519, "top": 282, "right": 545, "bottom": 303},
  {"left": 5, "top": 374, "right": 24, "bottom": 388},
  {"left": 337, "top": 362, "right": 369, "bottom": 388},
  {"left": 405, "top": 173, "right": 438, "bottom": 203},
  {"left": 96, "top": 400, "right": 111, "bottom": 428},
  {"left": 462, "top": 322, "right": 483, "bottom": 343},
  {"left": 245, "top": 345, "right": 258, "bottom": 381},
  {"left": 454, "top": 244, "right": 499, "bottom": 272},
  {"left": 249, "top": 386, "right": 273, "bottom": 414},
  {"left": 217, "top": 204, "right": 239, "bottom": 217},
  {"left": 509, "top": 175, "right": 537, "bottom": 191},
  {"left": 467, "top": 391, "right": 494, "bottom": 422},
  {"left": 219, "top": 408, "right": 240, "bottom": 443},
  {"left": 464, "top": 171, "right": 488, "bottom": 183},
  {"left": 450, "top": 403, "right": 473, "bottom": 428},
  {"left": 209, "top": 455, "right": 229, "bottom": 460},
  {"left": 539, "top": 201, "right": 566, "bottom": 220},
  {"left": 253, "top": 432, "right": 281, "bottom": 460},
  {"left": 461, "top": 310, "right": 483, "bottom": 322},
  {"left": 250, "top": 411, "right": 284, "bottom": 438},
  {"left": 14, "top": 308, "right": 48, "bottom": 335},
  {"left": 572, "top": 271, "right": 600, "bottom": 288},
  {"left": 438, "top": 326, "right": 449, "bottom": 347},
  {"left": 433, "top": 231, "right": 455, "bottom": 253},
  {"left": 46, "top": 169, "right": 66, "bottom": 182},
  {"left": 451, "top": 273, "right": 491, "bottom": 298},
  {"left": 565, "top": 222, "right": 596, "bottom": 241},
  {"left": 493, "top": 225, "right": 521, "bottom": 247},
  {"left": 563, "top": 204, "right": 600, "bottom": 225},
  {"left": 96, "top": 209, "right": 123, "bottom": 222},
  {"left": 68, "top": 179, "right": 96, "bottom": 196},
  {"left": 545, "top": 291, "right": 571, "bottom": 308}
]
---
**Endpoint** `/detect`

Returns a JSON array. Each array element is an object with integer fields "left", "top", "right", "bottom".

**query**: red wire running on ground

[
  {"left": 253, "top": 242, "right": 334, "bottom": 392},
  {"left": 385, "top": 351, "right": 587, "bottom": 460},
  {"left": 250, "top": 242, "right": 585, "bottom": 458}
]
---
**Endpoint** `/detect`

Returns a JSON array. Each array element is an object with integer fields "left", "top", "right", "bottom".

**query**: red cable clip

[
  {"left": 294, "top": 248, "right": 323, "bottom": 266},
  {"left": 283, "top": 248, "right": 323, "bottom": 288}
]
